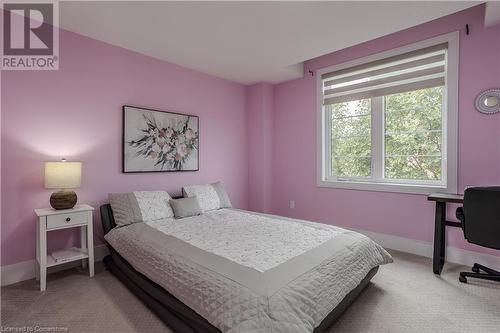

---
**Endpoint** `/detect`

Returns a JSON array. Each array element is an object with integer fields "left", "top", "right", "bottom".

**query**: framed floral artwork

[{"left": 123, "top": 105, "right": 199, "bottom": 172}]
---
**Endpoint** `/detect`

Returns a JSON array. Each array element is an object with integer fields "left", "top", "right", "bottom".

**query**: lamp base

[{"left": 50, "top": 190, "right": 77, "bottom": 210}]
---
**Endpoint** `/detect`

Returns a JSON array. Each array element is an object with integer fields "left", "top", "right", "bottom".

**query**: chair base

[{"left": 459, "top": 263, "right": 500, "bottom": 283}]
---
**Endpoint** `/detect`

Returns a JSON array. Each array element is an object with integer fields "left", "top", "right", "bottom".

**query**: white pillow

[
  {"left": 109, "top": 191, "right": 174, "bottom": 227},
  {"left": 108, "top": 192, "right": 143, "bottom": 227},
  {"left": 182, "top": 184, "right": 221, "bottom": 212},
  {"left": 133, "top": 191, "right": 174, "bottom": 221},
  {"left": 211, "top": 181, "right": 232, "bottom": 208},
  {"left": 182, "top": 182, "right": 232, "bottom": 211}
]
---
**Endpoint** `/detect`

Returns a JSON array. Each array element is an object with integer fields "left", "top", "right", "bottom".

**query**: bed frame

[{"left": 100, "top": 203, "right": 379, "bottom": 333}]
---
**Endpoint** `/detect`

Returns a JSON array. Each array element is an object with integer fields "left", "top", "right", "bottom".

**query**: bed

[{"left": 101, "top": 204, "right": 392, "bottom": 333}]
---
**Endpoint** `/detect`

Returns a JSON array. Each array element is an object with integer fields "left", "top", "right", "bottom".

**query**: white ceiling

[
  {"left": 59, "top": 1, "right": 479, "bottom": 84},
  {"left": 485, "top": 1, "right": 500, "bottom": 27}
]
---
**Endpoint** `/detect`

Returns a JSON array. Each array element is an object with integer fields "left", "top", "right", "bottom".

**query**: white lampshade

[{"left": 44, "top": 161, "right": 82, "bottom": 189}]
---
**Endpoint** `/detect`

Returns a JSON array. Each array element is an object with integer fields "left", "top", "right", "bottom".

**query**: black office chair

[{"left": 455, "top": 187, "right": 500, "bottom": 283}]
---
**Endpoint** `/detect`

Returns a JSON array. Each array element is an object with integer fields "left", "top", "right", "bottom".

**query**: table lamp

[{"left": 44, "top": 159, "right": 82, "bottom": 210}]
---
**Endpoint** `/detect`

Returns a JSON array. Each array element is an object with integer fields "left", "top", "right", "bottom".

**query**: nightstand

[{"left": 34, "top": 204, "right": 95, "bottom": 291}]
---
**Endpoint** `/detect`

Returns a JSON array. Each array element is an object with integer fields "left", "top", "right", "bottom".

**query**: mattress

[{"left": 104, "top": 208, "right": 392, "bottom": 333}]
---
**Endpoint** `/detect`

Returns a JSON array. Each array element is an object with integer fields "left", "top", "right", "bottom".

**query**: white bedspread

[{"left": 105, "top": 208, "right": 392, "bottom": 332}]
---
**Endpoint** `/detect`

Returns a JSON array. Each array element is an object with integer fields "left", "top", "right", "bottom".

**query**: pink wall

[
  {"left": 246, "top": 83, "right": 274, "bottom": 213},
  {"left": 1, "top": 30, "right": 248, "bottom": 266},
  {"left": 272, "top": 5, "right": 500, "bottom": 255}
]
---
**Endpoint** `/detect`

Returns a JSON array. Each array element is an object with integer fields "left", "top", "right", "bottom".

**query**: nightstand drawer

[{"left": 46, "top": 211, "right": 88, "bottom": 229}]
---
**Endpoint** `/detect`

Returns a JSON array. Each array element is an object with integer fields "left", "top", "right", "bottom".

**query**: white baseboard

[
  {"left": 1, "top": 260, "right": 37, "bottom": 287},
  {"left": 1, "top": 244, "right": 109, "bottom": 287},
  {"left": 354, "top": 228, "right": 500, "bottom": 269}
]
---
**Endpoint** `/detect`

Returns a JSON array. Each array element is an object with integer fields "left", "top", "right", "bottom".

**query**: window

[{"left": 317, "top": 33, "right": 458, "bottom": 194}]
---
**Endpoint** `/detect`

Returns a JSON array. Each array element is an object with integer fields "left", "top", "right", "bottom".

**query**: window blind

[{"left": 322, "top": 43, "right": 447, "bottom": 105}]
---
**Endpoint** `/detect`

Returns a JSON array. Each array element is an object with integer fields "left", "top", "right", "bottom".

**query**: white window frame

[{"left": 316, "top": 32, "right": 458, "bottom": 195}]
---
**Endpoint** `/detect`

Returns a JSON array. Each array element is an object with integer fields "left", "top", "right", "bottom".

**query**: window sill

[{"left": 317, "top": 179, "right": 455, "bottom": 195}]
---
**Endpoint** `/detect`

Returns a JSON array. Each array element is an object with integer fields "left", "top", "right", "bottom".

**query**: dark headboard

[
  {"left": 100, "top": 204, "right": 116, "bottom": 235},
  {"left": 100, "top": 195, "right": 183, "bottom": 235}
]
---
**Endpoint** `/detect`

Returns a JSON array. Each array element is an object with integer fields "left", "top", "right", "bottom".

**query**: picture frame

[{"left": 122, "top": 105, "right": 199, "bottom": 173}]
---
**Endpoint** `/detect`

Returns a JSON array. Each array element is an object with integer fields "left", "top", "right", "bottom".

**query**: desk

[{"left": 428, "top": 193, "right": 464, "bottom": 275}]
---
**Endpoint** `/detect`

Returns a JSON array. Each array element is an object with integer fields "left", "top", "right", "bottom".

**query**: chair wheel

[
  {"left": 459, "top": 275, "right": 467, "bottom": 283},
  {"left": 472, "top": 267, "right": 480, "bottom": 273}
]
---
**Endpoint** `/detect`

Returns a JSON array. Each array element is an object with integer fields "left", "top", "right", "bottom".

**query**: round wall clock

[{"left": 475, "top": 88, "right": 500, "bottom": 115}]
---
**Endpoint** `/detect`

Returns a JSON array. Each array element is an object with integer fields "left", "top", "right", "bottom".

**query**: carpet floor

[{"left": 1, "top": 250, "right": 499, "bottom": 332}]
